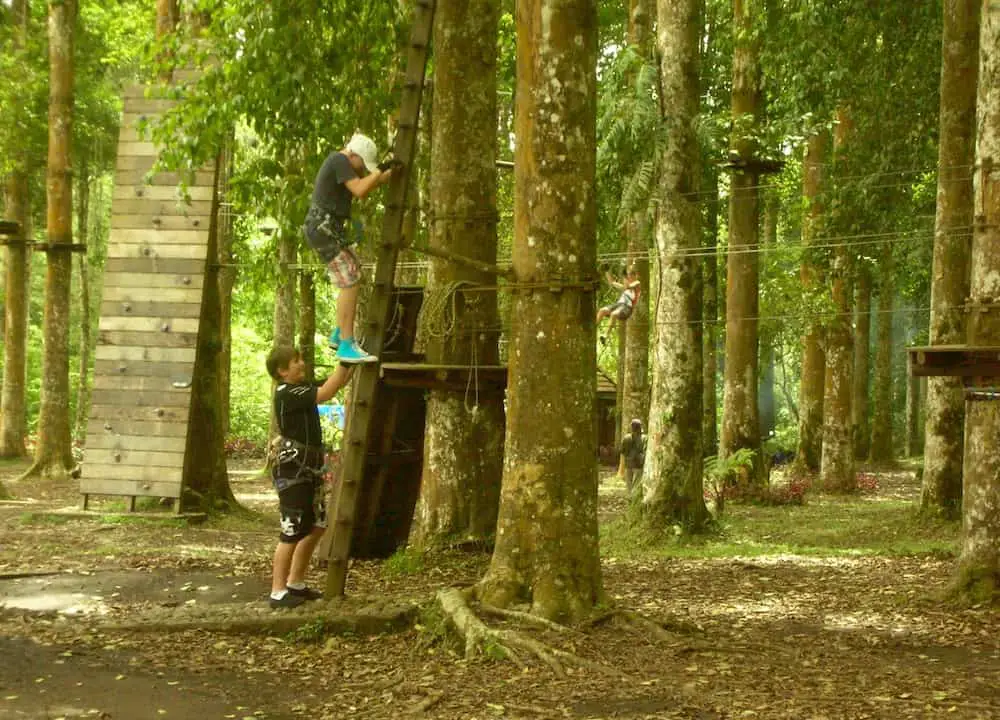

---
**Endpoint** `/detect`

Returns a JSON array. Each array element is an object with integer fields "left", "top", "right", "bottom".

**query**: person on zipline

[
  {"left": 303, "top": 133, "right": 401, "bottom": 364},
  {"left": 597, "top": 266, "right": 641, "bottom": 340},
  {"left": 265, "top": 346, "right": 354, "bottom": 608}
]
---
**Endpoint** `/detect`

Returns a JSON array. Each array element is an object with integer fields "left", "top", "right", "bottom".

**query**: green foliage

[{"left": 286, "top": 619, "right": 333, "bottom": 644}]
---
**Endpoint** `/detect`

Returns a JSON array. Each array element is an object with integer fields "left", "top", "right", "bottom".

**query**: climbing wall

[{"left": 81, "top": 83, "right": 216, "bottom": 505}]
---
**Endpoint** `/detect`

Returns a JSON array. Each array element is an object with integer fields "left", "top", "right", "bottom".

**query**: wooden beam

[
  {"left": 907, "top": 345, "right": 1000, "bottom": 378},
  {"left": 405, "top": 242, "right": 513, "bottom": 279}
]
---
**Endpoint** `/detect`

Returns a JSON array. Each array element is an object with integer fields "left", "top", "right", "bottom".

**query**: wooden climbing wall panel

[{"left": 81, "top": 84, "right": 215, "bottom": 502}]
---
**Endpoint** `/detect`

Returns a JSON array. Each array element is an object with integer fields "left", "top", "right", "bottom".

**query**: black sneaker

[
  {"left": 269, "top": 592, "right": 307, "bottom": 609},
  {"left": 287, "top": 586, "right": 323, "bottom": 601}
]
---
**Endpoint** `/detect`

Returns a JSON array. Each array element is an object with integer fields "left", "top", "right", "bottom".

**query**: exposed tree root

[
  {"left": 436, "top": 587, "right": 620, "bottom": 679},
  {"left": 477, "top": 601, "right": 575, "bottom": 634}
]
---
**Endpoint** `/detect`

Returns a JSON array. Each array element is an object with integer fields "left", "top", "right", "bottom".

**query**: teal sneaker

[
  {"left": 336, "top": 337, "right": 377, "bottom": 364},
  {"left": 328, "top": 326, "right": 341, "bottom": 351}
]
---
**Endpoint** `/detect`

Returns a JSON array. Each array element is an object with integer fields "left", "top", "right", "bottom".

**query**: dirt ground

[{"left": 0, "top": 461, "right": 998, "bottom": 720}]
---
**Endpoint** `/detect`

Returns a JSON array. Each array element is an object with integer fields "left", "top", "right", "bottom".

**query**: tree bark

[
  {"left": 478, "top": 0, "right": 602, "bottom": 622},
  {"left": 868, "top": 242, "right": 894, "bottom": 464},
  {"left": 1, "top": 0, "right": 31, "bottom": 465},
  {"left": 25, "top": 0, "right": 77, "bottom": 481},
  {"left": 758, "top": 184, "right": 778, "bottom": 441},
  {"left": 921, "top": 0, "right": 979, "bottom": 519},
  {"left": 73, "top": 159, "right": 91, "bottom": 444},
  {"left": 954, "top": 1, "right": 1000, "bottom": 598},
  {"left": 852, "top": 266, "right": 872, "bottom": 459},
  {"left": 621, "top": 0, "right": 652, "bottom": 442},
  {"left": 905, "top": 373, "right": 923, "bottom": 457},
  {"left": 720, "top": 0, "right": 762, "bottom": 482},
  {"left": 640, "top": 0, "right": 708, "bottom": 531},
  {"left": 182, "top": 151, "right": 235, "bottom": 511},
  {"left": 701, "top": 168, "right": 720, "bottom": 456},
  {"left": 412, "top": 0, "right": 504, "bottom": 546},
  {"left": 795, "top": 131, "right": 828, "bottom": 474},
  {"left": 298, "top": 273, "right": 316, "bottom": 379},
  {"left": 268, "top": 223, "right": 297, "bottom": 440}
]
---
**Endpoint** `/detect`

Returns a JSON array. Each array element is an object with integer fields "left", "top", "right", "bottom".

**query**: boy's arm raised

[{"left": 316, "top": 363, "right": 355, "bottom": 404}]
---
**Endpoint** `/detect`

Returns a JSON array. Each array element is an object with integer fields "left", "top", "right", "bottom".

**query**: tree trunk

[
  {"left": 182, "top": 151, "right": 235, "bottom": 511},
  {"left": 73, "top": 159, "right": 92, "bottom": 443},
  {"left": 478, "top": 0, "right": 602, "bottom": 622},
  {"left": 720, "top": 0, "right": 762, "bottom": 482},
  {"left": 412, "top": 0, "right": 503, "bottom": 546},
  {"left": 852, "top": 266, "right": 872, "bottom": 459},
  {"left": 758, "top": 184, "right": 778, "bottom": 441},
  {"left": 869, "top": 242, "right": 894, "bottom": 464},
  {"left": 820, "top": 110, "right": 855, "bottom": 492},
  {"left": 795, "top": 131, "right": 828, "bottom": 474},
  {"left": 921, "top": 0, "right": 979, "bottom": 519},
  {"left": 905, "top": 373, "right": 923, "bottom": 457},
  {"left": 701, "top": 168, "right": 719, "bottom": 457},
  {"left": 640, "top": 0, "right": 708, "bottom": 531},
  {"left": 621, "top": 0, "right": 651, "bottom": 442},
  {"left": 268, "top": 224, "right": 297, "bottom": 440},
  {"left": 25, "top": 0, "right": 77, "bottom": 481},
  {"left": 217, "top": 142, "right": 235, "bottom": 437},
  {"left": 0, "top": 0, "right": 31, "bottom": 462},
  {"left": 954, "top": 3, "right": 999, "bottom": 599},
  {"left": 298, "top": 273, "right": 316, "bottom": 379}
]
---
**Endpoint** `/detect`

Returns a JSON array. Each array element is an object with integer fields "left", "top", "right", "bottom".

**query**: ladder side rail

[{"left": 325, "top": 0, "right": 436, "bottom": 598}]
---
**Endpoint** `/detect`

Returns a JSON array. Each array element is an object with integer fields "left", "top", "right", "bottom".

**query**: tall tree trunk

[
  {"left": 701, "top": 168, "right": 719, "bottom": 456},
  {"left": 298, "top": 273, "right": 316, "bottom": 379},
  {"left": 758, "top": 184, "right": 778, "bottom": 441},
  {"left": 921, "top": 0, "right": 979, "bottom": 519},
  {"left": 720, "top": 0, "right": 762, "bottom": 482},
  {"left": 73, "top": 159, "right": 91, "bottom": 443},
  {"left": 182, "top": 151, "right": 235, "bottom": 510},
  {"left": 412, "top": 0, "right": 504, "bottom": 546},
  {"left": 954, "top": 2, "right": 999, "bottom": 598},
  {"left": 795, "top": 131, "right": 828, "bottom": 473},
  {"left": 640, "top": 0, "right": 708, "bottom": 530},
  {"left": 905, "top": 373, "right": 923, "bottom": 457},
  {"left": 1, "top": 0, "right": 31, "bottom": 462},
  {"left": 268, "top": 224, "right": 297, "bottom": 440},
  {"left": 852, "top": 266, "right": 872, "bottom": 459},
  {"left": 820, "top": 110, "right": 855, "bottom": 492},
  {"left": 621, "top": 0, "right": 651, "bottom": 442},
  {"left": 25, "top": 0, "right": 77, "bottom": 481},
  {"left": 478, "top": 0, "right": 602, "bottom": 622},
  {"left": 869, "top": 242, "right": 894, "bottom": 463}
]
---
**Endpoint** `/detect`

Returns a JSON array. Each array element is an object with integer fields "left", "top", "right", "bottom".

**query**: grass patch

[
  {"left": 600, "top": 493, "right": 960, "bottom": 560},
  {"left": 383, "top": 547, "right": 425, "bottom": 576},
  {"left": 97, "top": 515, "right": 188, "bottom": 529}
]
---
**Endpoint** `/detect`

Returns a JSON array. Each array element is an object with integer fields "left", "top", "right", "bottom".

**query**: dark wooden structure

[
  {"left": 908, "top": 345, "right": 1000, "bottom": 399},
  {"left": 81, "top": 80, "right": 216, "bottom": 509}
]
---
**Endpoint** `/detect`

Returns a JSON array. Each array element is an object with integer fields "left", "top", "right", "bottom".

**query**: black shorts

[
  {"left": 277, "top": 479, "right": 328, "bottom": 543},
  {"left": 302, "top": 206, "right": 348, "bottom": 264}
]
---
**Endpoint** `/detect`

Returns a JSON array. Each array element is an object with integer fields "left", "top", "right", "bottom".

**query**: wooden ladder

[{"left": 324, "top": 0, "right": 436, "bottom": 597}]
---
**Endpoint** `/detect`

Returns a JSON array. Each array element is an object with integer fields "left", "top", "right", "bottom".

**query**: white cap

[{"left": 345, "top": 133, "right": 378, "bottom": 173}]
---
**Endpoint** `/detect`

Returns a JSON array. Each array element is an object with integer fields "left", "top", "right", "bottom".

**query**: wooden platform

[
  {"left": 379, "top": 363, "right": 507, "bottom": 392},
  {"left": 908, "top": 345, "right": 1000, "bottom": 381},
  {"left": 82, "top": 83, "right": 216, "bottom": 503}
]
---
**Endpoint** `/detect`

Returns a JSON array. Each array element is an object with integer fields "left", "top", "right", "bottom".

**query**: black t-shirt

[
  {"left": 310, "top": 151, "right": 357, "bottom": 218},
  {"left": 273, "top": 382, "right": 323, "bottom": 476}
]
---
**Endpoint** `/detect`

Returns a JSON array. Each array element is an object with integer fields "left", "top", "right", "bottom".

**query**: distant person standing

[
  {"left": 619, "top": 418, "right": 647, "bottom": 494},
  {"left": 302, "top": 133, "right": 402, "bottom": 364}
]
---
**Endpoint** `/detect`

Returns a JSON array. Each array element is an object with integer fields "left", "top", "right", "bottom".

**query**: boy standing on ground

[
  {"left": 265, "top": 346, "right": 354, "bottom": 608},
  {"left": 619, "top": 418, "right": 647, "bottom": 494},
  {"left": 303, "top": 133, "right": 401, "bottom": 364}
]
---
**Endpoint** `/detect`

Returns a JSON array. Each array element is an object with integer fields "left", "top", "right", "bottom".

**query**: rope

[{"left": 419, "top": 280, "right": 476, "bottom": 340}]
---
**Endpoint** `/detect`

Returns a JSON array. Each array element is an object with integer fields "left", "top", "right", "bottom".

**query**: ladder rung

[{"left": 411, "top": 42, "right": 426, "bottom": 50}]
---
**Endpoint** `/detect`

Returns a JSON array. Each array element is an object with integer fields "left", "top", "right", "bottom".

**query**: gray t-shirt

[{"left": 310, "top": 152, "right": 357, "bottom": 217}]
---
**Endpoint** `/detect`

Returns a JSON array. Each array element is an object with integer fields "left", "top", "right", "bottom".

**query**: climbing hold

[
  {"left": 182, "top": 277, "right": 191, "bottom": 285},
  {"left": 156, "top": 408, "right": 164, "bottom": 417},
  {"left": 118, "top": 365, "right": 127, "bottom": 374},
  {"left": 161, "top": 323, "right": 170, "bottom": 332},
  {"left": 143, "top": 247, "right": 152, "bottom": 257},
  {"left": 104, "top": 422, "right": 112, "bottom": 431},
  {"left": 113, "top": 452, "right": 122, "bottom": 462},
  {"left": 135, "top": 188, "right": 144, "bottom": 198},
  {"left": 123, "top": 303, "right": 131, "bottom": 313}
]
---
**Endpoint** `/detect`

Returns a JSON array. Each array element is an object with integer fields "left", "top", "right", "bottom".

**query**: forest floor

[{"left": 0, "top": 458, "right": 997, "bottom": 720}]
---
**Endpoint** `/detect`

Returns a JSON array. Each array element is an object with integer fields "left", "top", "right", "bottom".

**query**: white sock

[
  {"left": 287, "top": 581, "right": 305, "bottom": 590},
  {"left": 270, "top": 590, "right": 288, "bottom": 600}
]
